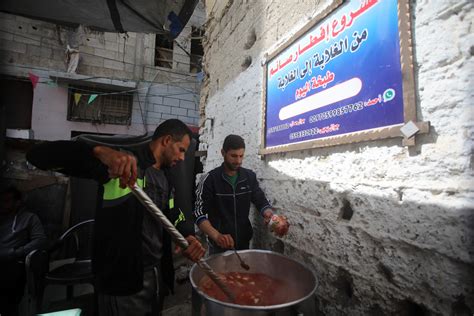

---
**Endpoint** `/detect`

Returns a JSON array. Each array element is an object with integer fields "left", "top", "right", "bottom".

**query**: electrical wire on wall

[
  {"left": 0, "top": 23, "right": 204, "bottom": 132},
  {"left": 2, "top": 64, "right": 201, "bottom": 133},
  {"left": 0, "top": 71, "right": 198, "bottom": 98}
]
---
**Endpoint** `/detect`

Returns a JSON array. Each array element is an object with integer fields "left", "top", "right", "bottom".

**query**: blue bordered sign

[{"left": 260, "top": 0, "right": 428, "bottom": 155}]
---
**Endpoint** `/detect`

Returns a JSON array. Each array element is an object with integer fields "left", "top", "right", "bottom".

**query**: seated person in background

[{"left": 0, "top": 186, "right": 47, "bottom": 316}]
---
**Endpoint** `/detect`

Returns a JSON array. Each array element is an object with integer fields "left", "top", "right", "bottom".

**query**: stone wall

[{"left": 199, "top": 0, "right": 473, "bottom": 315}]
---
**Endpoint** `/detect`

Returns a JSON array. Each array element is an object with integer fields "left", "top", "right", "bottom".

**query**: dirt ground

[{"left": 31, "top": 261, "right": 196, "bottom": 316}]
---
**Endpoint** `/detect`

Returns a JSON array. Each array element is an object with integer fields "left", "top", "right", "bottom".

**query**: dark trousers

[
  {"left": 97, "top": 266, "right": 165, "bottom": 316},
  {"left": 0, "top": 261, "right": 26, "bottom": 316}
]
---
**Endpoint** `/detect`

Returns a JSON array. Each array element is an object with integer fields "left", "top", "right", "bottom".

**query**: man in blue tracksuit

[{"left": 194, "top": 134, "right": 289, "bottom": 255}]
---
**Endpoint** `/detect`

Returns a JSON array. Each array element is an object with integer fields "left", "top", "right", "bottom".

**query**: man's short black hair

[
  {"left": 1, "top": 186, "right": 22, "bottom": 201},
  {"left": 222, "top": 134, "right": 245, "bottom": 152},
  {"left": 152, "top": 119, "right": 192, "bottom": 142}
]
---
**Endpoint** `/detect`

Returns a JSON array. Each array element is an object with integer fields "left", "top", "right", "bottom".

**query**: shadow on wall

[
  {"left": 204, "top": 1, "right": 471, "bottom": 314},
  {"left": 249, "top": 141, "right": 472, "bottom": 316},
  {"left": 201, "top": 0, "right": 267, "bottom": 102}
]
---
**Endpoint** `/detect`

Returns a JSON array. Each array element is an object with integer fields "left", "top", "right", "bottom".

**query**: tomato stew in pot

[{"left": 199, "top": 272, "right": 288, "bottom": 306}]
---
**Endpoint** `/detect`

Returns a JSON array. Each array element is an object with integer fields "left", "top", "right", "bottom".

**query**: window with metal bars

[{"left": 67, "top": 86, "right": 133, "bottom": 125}]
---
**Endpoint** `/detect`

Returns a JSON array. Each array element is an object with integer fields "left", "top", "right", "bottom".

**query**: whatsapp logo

[{"left": 383, "top": 88, "right": 395, "bottom": 102}]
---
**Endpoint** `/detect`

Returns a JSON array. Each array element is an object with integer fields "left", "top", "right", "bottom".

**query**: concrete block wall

[
  {"left": 0, "top": 7, "right": 204, "bottom": 140},
  {"left": 199, "top": 0, "right": 474, "bottom": 315},
  {"left": 133, "top": 82, "right": 200, "bottom": 130}
]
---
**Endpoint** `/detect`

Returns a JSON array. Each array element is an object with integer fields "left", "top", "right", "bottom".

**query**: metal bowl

[{"left": 190, "top": 249, "right": 317, "bottom": 316}]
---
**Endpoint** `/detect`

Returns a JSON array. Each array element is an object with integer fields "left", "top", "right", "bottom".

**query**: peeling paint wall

[{"left": 199, "top": 0, "right": 474, "bottom": 315}]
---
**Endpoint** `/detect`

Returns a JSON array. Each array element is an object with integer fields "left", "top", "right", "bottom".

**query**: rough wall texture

[
  {"left": 199, "top": 0, "right": 474, "bottom": 315},
  {"left": 0, "top": 2, "right": 205, "bottom": 139}
]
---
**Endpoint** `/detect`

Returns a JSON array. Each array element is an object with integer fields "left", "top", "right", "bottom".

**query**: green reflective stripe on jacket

[
  {"left": 174, "top": 209, "right": 186, "bottom": 226},
  {"left": 169, "top": 197, "right": 174, "bottom": 209},
  {"left": 103, "top": 178, "right": 145, "bottom": 201}
]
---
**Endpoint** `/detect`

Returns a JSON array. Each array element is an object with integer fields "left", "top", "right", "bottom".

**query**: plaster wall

[{"left": 199, "top": 0, "right": 474, "bottom": 314}]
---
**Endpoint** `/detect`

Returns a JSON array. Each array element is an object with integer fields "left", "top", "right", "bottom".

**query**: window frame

[{"left": 67, "top": 85, "right": 133, "bottom": 126}]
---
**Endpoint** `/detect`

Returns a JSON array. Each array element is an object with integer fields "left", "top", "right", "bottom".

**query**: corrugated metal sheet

[{"left": 0, "top": 0, "right": 198, "bottom": 37}]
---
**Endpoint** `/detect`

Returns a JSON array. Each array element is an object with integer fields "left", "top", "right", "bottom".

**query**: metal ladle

[
  {"left": 130, "top": 184, "right": 235, "bottom": 302},
  {"left": 233, "top": 248, "right": 250, "bottom": 270}
]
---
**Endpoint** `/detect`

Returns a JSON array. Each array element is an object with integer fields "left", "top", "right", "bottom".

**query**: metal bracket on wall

[{"left": 401, "top": 121, "right": 430, "bottom": 147}]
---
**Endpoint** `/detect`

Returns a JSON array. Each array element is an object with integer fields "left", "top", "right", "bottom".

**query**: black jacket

[
  {"left": 194, "top": 164, "right": 272, "bottom": 251},
  {"left": 27, "top": 140, "right": 192, "bottom": 295}
]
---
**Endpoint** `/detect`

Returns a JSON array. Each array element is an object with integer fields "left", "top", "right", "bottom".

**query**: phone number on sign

[
  {"left": 289, "top": 123, "right": 340, "bottom": 140},
  {"left": 309, "top": 101, "right": 364, "bottom": 123}
]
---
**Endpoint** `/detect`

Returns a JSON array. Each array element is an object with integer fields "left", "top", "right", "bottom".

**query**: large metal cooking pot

[{"left": 190, "top": 249, "right": 317, "bottom": 316}]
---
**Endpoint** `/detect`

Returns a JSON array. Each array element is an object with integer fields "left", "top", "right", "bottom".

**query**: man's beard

[
  {"left": 224, "top": 161, "right": 240, "bottom": 171},
  {"left": 160, "top": 150, "right": 175, "bottom": 169},
  {"left": 161, "top": 159, "right": 173, "bottom": 169}
]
